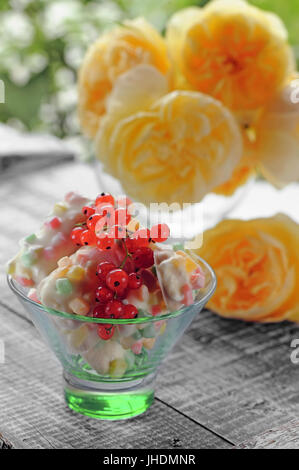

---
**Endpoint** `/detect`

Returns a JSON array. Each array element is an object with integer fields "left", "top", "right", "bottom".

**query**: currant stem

[{"left": 119, "top": 238, "right": 132, "bottom": 269}]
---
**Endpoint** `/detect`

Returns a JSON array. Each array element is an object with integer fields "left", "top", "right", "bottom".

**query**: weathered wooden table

[{"left": 1, "top": 162, "right": 299, "bottom": 449}]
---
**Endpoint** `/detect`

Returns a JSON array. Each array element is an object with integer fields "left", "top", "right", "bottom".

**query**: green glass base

[{"left": 63, "top": 372, "right": 155, "bottom": 420}]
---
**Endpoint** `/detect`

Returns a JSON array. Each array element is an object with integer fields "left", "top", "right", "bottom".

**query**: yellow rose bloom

[
  {"left": 253, "top": 74, "right": 299, "bottom": 187},
  {"left": 218, "top": 73, "right": 299, "bottom": 195},
  {"left": 166, "top": 0, "right": 295, "bottom": 110},
  {"left": 164, "top": 7, "right": 203, "bottom": 90},
  {"left": 96, "top": 65, "right": 242, "bottom": 205},
  {"left": 194, "top": 215, "right": 299, "bottom": 322},
  {"left": 235, "top": 75, "right": 299, "bottom": 188},
  {"left": 78, "top": 17, "right": 171, "bottom": 138}
]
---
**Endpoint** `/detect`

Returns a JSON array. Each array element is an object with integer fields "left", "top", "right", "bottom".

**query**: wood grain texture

[
  {"left": 1, "top": 162, "right": 299, "bottom": 449},
  {"left": 156, "top": 313, "right": 299, "bottom": 445},
  {"left": 239, "top": 420, "right": 299, "bottom": 449},
  {"left": 0, "top": 433, "right": 13, "bottom": 449}
]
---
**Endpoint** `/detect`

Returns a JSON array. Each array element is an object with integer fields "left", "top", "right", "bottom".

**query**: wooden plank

[
  {"left": 155, "top": 311, "right": 299, "bottom": 446},
  {"left": 0, "top": 432, "right": 13, "bottom": 449},
  {"left": 239, "top": 420, "right": 299, "bottom": 449},
  {"left": 0, "top": 303, "right": 231, "bottom": 449},
  {"left": 0, "top": 426, "right": 27, "bottom": 449}
]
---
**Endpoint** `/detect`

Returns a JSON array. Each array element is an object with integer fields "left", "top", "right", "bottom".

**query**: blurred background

[{"left": 0, "top": 0, "right": 298, "bottom": 143}]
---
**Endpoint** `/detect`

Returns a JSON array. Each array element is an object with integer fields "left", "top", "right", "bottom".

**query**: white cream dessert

[
  {"left": 8, "top": 192, "right": 206, "bottom": 378},
  {"left": 7, "top": 192, "right": 90, "bottom": 287}
]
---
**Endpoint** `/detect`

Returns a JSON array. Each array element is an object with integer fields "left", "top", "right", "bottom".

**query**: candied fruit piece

[
  {"left": 53, "top": 202, "right": 68, "bottom": 215},
  {"left": 69, "top": 297, "right": 90, "bottom": 315},
  {"left": 21, "top": 251, "right": 37, "bottom": 267},
  {"left": 109, "top": 358, "right": 127, "bottom": 378},
  {"left": 131, "top": 340, "right": 143, "bottom": 355},
  {"left": 143, "top": 337, "right": 156, "bottom": 350},
  {"left": 7, "top": 261, "right": 16, "bottom": 275},
  {"left": 46, "top": 216, "right": 62, "bottom": 230},
  {"left": 142, "top": 324, "right": 156, "bottom": 338},
  {"left": 24, "top": 234, "right": 37, "bottom": 244},
  {"left": 159, "top": 323, "right": 166, "bottom": 336},
  {"left": 67, "top": 266, "right": 85, "bottom": 282},
  {"left": 56, "top": 278, "right": 73, "bottom": 295},
  {"left": 16, "top": 276, "right": 34, "bottom": 287}
]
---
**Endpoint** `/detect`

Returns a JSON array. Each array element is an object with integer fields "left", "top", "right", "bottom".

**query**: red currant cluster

[
  {"left": 93, "top": 261, "right": 143, "bottom": 340},
  {"left": 69, "top": 193, "right": 170, "bottom": 341},
  {"left": 70, "top": 193, "right": 129, "bottom": 249},
  {"left": 70, "top": 192, "right": 170, "bottom": 251}
]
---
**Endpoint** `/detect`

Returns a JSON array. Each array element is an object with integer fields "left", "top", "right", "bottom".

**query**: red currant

[
  {"left": 82, "top": 206, "right": 95, "bottom": 218},
  {"left": 94, "top": 216, "right": 107, "bottom": 237},
  {"left": 128, "top": 272, "right": 142, "bottom": 289},
  {"left": 95, "top": 277, "right": 106, "bottom": 289},
  {"left": 95, "top": 193, "right": 115, "bottom": 207},
  {"left": 96, "top": 261, "right": 116, "bottom": 281},
  {"left": 70, "top": 226, "right": 84, "bottom": 246},
  {"left": 96, "top": 233, "right": 115, "bottom": 250},
  {"left": 93, "top": 304, "right": 106, "bottom": 318},
  {"left": 150, "top": 223, "right": 170, "bottom": 243},
  {"left": 95, "top": 286, "right": 114, "bottom": 303},
  {"left": 113, "top": 208, "right": 131, "bottom": 226},
  {"left": 122, "top": 304, "right": 138, "bottom": 319},
  {"left": 87, "top": 214, "right": 103, "bottom": 230},
  {"left": 121, "top": 257, "right": 135, "bottom": 274},
  {"left": 96, "top": 203, "right": 115, "bottom": 222},
  {"left": 131, "top": 228, "right": 151, "bottom": 248},
  {"left": 80, "top": 229, "right": 97, "bottom": 246},
  {"left": 133, "top": 247, "right": 154, "bottom": 269},
  {"left": 105, "top": 300, "right": 124, "bottom": 319},
  {"left": 106, "top": 269, "right": 129, "bottom": 293},
  {"left": 97, "top": 324, "right": 115, "bottom": 340},
  {"left": 115, "top": 288, "right": 128, "bottom": 300},
  {"left": 125, "top": 237, "right": 138, "bottom": 254}
]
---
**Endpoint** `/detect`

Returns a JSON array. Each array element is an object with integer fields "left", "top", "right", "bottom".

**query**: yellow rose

[
  {"left": 164, "top": 7, "right": 202, "bottom": 90},
  {"left": 194, "top": 215, "right": 299, "bottom": 322},
  {"left": 236, "top": 74, "right": 299, "bottom": 187},
  {"left": 78, "top": 17, "right": 171, "bottom": 138},
  {"left": 217, "top": 72, "right": 299, "bottom": 195},
  {"left": 212, "top": 158, "right": 255, "bottom": 196},
  {"left": 166, "top": 0, "right": 295, "bottom": 110},
  {"left": 96, "top": 65, "right": 242, "bottom": 205},
  {"left": 252, "top": 74, "right": 299, "bottom": 187}
]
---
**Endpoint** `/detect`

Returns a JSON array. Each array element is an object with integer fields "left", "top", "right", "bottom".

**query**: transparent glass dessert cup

[{"left": 8, "top": 255, "right": 216, "bottom": 420}]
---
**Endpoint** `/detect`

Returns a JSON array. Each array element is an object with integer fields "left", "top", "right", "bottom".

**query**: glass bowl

[
  {"left": 94, "top": 161, "right": 254, "bottom": 240},
  {"left": 7, "top": 254, "right": 216, "bottom": 420}
]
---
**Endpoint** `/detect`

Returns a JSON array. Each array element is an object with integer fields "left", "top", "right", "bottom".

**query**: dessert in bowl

[{"left": 7, "top": 192, "right": 216, "bottom": 420}]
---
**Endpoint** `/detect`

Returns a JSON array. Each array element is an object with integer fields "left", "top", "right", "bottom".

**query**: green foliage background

[{"left": 0, "top": 0, "right": 298, "bottom": 138}]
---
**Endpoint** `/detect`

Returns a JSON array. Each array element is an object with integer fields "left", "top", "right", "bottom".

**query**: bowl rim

[{"left": 7, "top": 254, "right": 216, "bottom": 324}]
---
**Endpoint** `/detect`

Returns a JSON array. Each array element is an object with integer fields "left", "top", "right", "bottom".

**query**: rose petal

[
  {"left": 106, "top": 64, "right": 168, "bottom": 119},
  {"left": 257, "top": 129, "right": 299, "bottom": 187}
]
